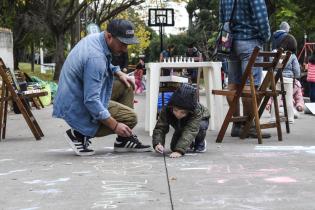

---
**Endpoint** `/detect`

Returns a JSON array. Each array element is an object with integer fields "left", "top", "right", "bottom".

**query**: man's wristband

[{"left": 113, "top": 122, "right": 119, "bottom": 132}]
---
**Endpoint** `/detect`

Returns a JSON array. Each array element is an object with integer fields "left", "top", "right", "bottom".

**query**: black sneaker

[
  {"left": 194, "top": 140, "right": 207, "bottom": 153},
  {"left": 114, "top": 135, "right": 151, "bottom": 152},
  {"left": 231, "top": 123, "right": 242, "bottom": 137},
  {"left": 65, "top": 129, "right": 95, "bottom": 156},
  {"left": 247, "top": 127, "right": 271, "bottom": 139},
  {"left": 239, "top": 127, "right": 271, "bottom": 139}
]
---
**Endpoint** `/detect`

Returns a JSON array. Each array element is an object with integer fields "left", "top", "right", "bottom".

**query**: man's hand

[
  {"left": 155, "top": 144, "right": 164, "bottom": 154},
  {"left": 169, "top": 152, "right": 182, "bottom": 158},
  {"left": 116, "top": 71, "right": 135, "bottom": 89},
  {"left": 114, "top": 122, "right": 132, "bottom": 137}
]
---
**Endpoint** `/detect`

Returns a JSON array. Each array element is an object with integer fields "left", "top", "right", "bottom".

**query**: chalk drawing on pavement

[
  {"left": 264, "top": 176, "right": 297, "bottom": 183},
  {"left": 32, "top": 188, "right": 61, "bottom": 195},
  {"left": 255, "top": 146, "right": 315, "bottom": 154},
  {"left": 18, "top": 207, "right": 40, "bottom": 210},
  {"left": 92, "top": 180, "right": 152, "bottom": 209},
  {"left": 24, "top": 177, "right": 70, "bottom": 186},
  {"left": 0, "top": 158, "right": 14, "bottom": 162},
  {"left": 0, "top": 169, "right": 27, "bottom": 176}
]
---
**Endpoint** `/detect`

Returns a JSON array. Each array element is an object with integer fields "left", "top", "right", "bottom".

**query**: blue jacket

[
  {"left": 283, "top": 54, "right": 300, "bottom": 79},
  {"left": 219, "top": 0, "right": 271, "bottom": 42},
  {"left": 53, "top": 32, "right": 120, "bottom": 137},
  {"left": 272, "top": 30, "right": 288, "bottom": 49}
]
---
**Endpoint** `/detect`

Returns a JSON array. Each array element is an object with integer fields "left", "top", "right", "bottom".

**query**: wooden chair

[
  {"left": 0, "top": 58, "right": 48, "bottom": 140},
  {"left": 20, "top": 71, "right": 46, "bottom": 109},
  {"left": 212, "top": 47, "right": 291, "bottom": 144},
  {"left": 255, "top": 51, "right": 292, "bottom": 134}
]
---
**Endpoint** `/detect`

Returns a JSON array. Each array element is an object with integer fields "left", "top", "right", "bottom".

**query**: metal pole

[
  {"left": 160, "top": 23, "right": 163, "bottom": 53},
  {"left": 304, "top": 32, "right": 308, "bottom": 64}
]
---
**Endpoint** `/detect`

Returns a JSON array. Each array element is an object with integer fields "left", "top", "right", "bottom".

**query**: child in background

[
  {"left": 152, "top": 84, "right": 210, "bottom": 158},
  {"left": 293, "top": 80, "right": 304, "bottom": 114},
  {"left": 307, "top": 51, "right": 315, "bottom": 102},
  {"left": 267, "top": 34, "right": 300, "bottom": 123},
  {"left": 134, "top": 58, "right": 145, "bottom": 94},
  {"left": 266, "top": 79, "right": 304, "bottom": 118}
]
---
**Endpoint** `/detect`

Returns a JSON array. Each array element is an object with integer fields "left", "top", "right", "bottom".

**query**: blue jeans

[
  {"left": 309, "top": 82, "right": 315, "bottom": 102},
  {"left": 170, "top": 118, "right": 209, "bottom": 151},
  {"left": 228, "top": 40, "right": 263, "bottom": 86}
]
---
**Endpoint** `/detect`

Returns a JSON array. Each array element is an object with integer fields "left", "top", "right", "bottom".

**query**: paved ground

[{"left": 0, "top": 94, "right": 315, "bottom": 210}]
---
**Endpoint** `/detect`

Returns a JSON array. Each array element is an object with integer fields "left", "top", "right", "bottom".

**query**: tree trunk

[
  {"left": 71, "top": 14, "right": 81, "bottom": 48},
  {"left": 188, "top": 13, "right": 193, "bottom": 30},
  {"left": 71, "top": 0, "right": 81, "bottom": 48},
  {"left": 13, "top": 45, "right": 20, "bottom": 70},
  {"left": 53, "top": 33, "right": 65, "bottom": 81}
]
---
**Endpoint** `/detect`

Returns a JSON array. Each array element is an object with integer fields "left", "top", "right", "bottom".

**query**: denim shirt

[{"left": 53, "top": 32, "right": 120, "bottom": 137}]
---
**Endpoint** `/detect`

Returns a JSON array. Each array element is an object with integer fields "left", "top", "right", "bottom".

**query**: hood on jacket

[
  {"left": 273, "top": 30, "right": 287, "bottom": 43},
  {"left": 168, "top": 84, "right": 198, "bottom": 112}
]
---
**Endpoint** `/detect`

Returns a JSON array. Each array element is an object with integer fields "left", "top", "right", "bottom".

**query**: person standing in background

[{"left": 219, "top": 0, "right": 271, "bottom": 138}]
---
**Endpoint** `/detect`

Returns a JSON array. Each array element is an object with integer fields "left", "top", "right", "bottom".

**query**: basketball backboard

[{"left": 148, "top": 8, "right": 175, "bottom": 27}]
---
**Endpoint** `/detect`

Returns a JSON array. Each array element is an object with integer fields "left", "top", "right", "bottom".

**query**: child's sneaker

[
  {"left": 114, "top": 135, "right": 151, "bottom": 152},
  {"left": 65, "top": 129, "right": 95, "bottom": 156},
  {"left": 194, "top": 140, "right": 207, "bottom": 153},
  {"left": 186, "top": 142, "right": 195, "bottom": 153}
]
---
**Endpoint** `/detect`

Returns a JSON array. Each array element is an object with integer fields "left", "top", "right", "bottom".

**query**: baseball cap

[{"left": 107, "top": 19, "right": 139, "bottom": 45}]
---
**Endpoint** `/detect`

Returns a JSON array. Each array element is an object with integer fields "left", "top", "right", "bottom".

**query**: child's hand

[
  {"left": 297, "top": 106, "right": 303, "bottom": 112},
  {"left": 155, "top": 144, "right": 164, "bottom": 154},
  {"left": 169, "top": 152, "right": 182, "bottom": 158},
  {"left": 266, "top": 104, "right": 271, "bottom": 111}
]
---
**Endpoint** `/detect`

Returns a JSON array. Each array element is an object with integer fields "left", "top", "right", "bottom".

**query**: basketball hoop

[
  {"left": 148, "top": 8, "right": 174, "bottom": 27},
  {"left": 148, "top": 8, "right": 175, "bottom": 53}
]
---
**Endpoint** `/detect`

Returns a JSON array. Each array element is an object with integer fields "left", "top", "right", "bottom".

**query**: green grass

[{"left": 19, "top": 62, "right": 54, "bottom": 81}]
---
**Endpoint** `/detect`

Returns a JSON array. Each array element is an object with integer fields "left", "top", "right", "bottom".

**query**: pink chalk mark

[
  {"left": 265, "top": 176, "right": 297, "bottom": 183},
  {"left": 258, "top": 168, "right": 283, "bottom": 173}
]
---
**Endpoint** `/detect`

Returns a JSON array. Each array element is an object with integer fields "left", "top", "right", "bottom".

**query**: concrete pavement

[{"left": 0, "top": 94, "right": 315, "bottom": 210}]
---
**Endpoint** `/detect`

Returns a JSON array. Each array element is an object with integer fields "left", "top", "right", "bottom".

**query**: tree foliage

[
  {"left": 0, "top": 0, "right": 48, "bottom": 69},
  {"left": 84, "top": 0, "right": 145, "bottom": 26},
  {"left": 181, "top": 0, "right": 315, "bottom": 60},
  {"left": 2, "top": 0, "right": 315, "bottom": 76},
  {"left": 1, "top": 0, "right": 147, "bottom": 81}
]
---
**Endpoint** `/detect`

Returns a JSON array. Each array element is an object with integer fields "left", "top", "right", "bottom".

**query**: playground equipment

[
  {"left": 296, "top": 33, "right": 314, "bottom": 97},
  {"left": 297, "top": 42, "right": 315, "bottom": 65}
]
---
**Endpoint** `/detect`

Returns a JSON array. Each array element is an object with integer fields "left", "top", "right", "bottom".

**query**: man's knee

[
  {"left": 115, "top": 79, "right": 134, "bottom": 92},
  {"left": 124, "top": 111, "right": 138, "bottom": 129}
]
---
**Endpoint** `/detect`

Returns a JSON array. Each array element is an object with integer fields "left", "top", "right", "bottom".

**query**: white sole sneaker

[
  {"left": 113, "top": 147, "right": 152, "bottom": 153},
  {"left": 195, "top": 141, "right": 207, "bottom": 153},
  {"left": 64, "top": 134, "right": 95, "bottom": 156}
]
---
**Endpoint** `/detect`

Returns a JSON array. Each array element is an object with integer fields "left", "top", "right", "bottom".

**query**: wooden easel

[{"left": 0, "top": 58, "right": 47, "bottom": 140}]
